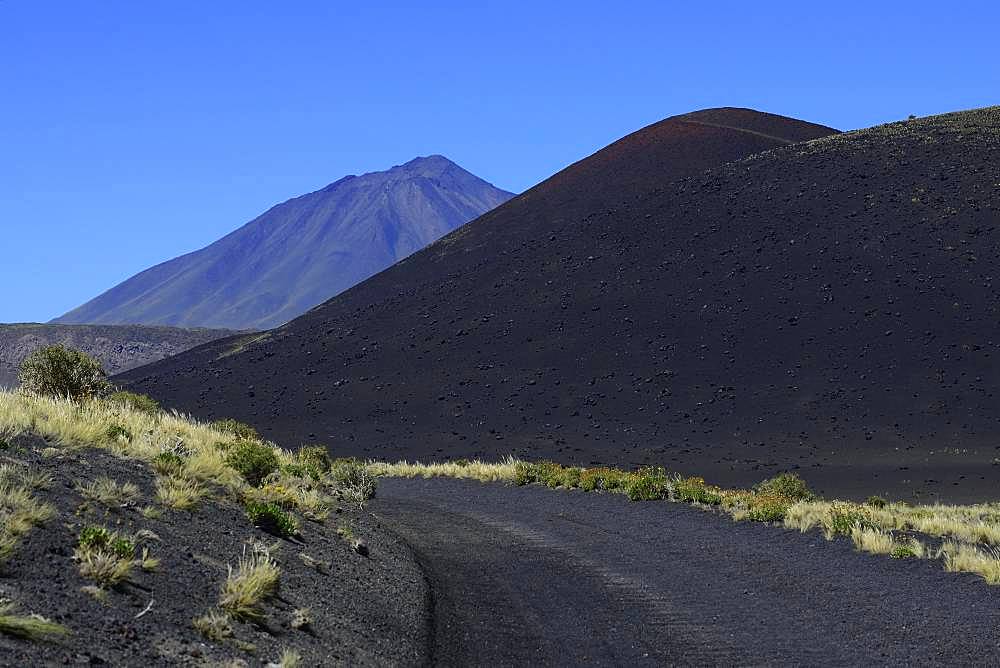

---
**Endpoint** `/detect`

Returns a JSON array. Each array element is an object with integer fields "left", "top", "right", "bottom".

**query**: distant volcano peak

[{"left": 54, "top": 157, "right": 515, "bottom": 330}]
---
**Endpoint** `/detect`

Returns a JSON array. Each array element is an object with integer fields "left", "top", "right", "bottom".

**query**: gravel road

[{"left": 374, "top": 478, "right": 1000, "bottom": 667}]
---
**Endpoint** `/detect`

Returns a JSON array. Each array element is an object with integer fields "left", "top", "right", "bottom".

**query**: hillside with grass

[{"left": 0, "top": 390, "right": 427, "bottom": 666}]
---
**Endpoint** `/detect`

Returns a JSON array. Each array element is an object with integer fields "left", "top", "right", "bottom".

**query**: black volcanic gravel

[
  {"left": 0, "top": 435, "right": 429, "bottom": 667},
  {"left": 119, "top": 108, "right": 1000, "bottom": 501},
  {"left": 375, "top": 477, "right": 1000, "bottom": 666}
]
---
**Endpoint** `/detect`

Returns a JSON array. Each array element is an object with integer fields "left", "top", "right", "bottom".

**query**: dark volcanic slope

[
  {"left": 118, "top": 109, "right": 910, "bottom": 464},
  {"left": 0, "top": 323, "right": 235, "bottom": 389},
  {"left": 55, "top": 156, "right": 513, "bottom": 330}
]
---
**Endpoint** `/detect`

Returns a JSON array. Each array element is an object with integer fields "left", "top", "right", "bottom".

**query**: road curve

[{"left": 372, "top": 478, "right": 1000, "bottom": 667}]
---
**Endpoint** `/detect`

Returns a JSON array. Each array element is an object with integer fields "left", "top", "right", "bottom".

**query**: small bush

[
  {"left": 296, "top": 445, "right": 331, "bottom": 472},
  {"left": 108, "top": 391, "right": 160, "bottom": 415},
  {"left": 75, "top": 526, "right": 136, "bottom": 587},
  {"left": 578, "top": 467, "right": 629, "bottom": 492},
  {"left": 866, "top": 495, "right": 888, "bottom": 509},
  {"left": 743, "top": 493, "right": 794, "bottom": 522},
  {"left": 226, "top": 440, "right": 280, "bottom": 487},
  {"left": 330, "top": 459, "right": 377, "bottom": 502},
  {"left": 673, "top": 476, "right": 721, "bottom": 504},
  {"left": 245, "top": 501, "right": 299, "bottom": 538},
  {"left": 193, "top": 610, "right": 233, "bottom": 641},
  {"left": 152, "top": 451, "right": 186, "bottom": 476},
  {"left": 753, "top": 472, "right": 814, "bottom": 501},
  {"left": 211, "top": 418, "right": 260, "bottom": 442},
  {"left": 105, "top": 423, "right": 132, "bottom": 442},
  {"left": 77, "top": 526, "right": 134, "bottom": 559},
  {"left": 828, "top": 503, "right": 877, "bottom": 536},
  {"left": 18, "top": 345, "right": 109, "bottom": 400},
  {"left": 623, "top": 468, "right": 670, "bottom": 501}
]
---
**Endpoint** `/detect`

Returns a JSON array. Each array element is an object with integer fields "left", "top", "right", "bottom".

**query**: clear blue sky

[{"left": 2, "top": 1, "right": 997, "bottom": 323}]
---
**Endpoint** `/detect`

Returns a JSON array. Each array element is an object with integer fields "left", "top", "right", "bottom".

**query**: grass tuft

[
  {"left": 219, "top": 548, "right": 281, "bottom": 622},
  {"left": 193, "top": 610, "right": 233, "bottom": 641},
  {"left": 76, "top": 476, "right": 139, "bottom": 507},
  {"left": 0, "top": 600, "right": 69, "bottom": 641}
]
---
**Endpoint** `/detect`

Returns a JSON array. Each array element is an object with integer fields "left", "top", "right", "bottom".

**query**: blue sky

[{"left": 1, "top": 1, "right": 997, "bottom": 323}]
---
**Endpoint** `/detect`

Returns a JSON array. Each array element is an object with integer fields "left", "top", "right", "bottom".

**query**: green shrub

[
  {"left": 226, "top": 441, "right": 280, "bottom": 487},
  {"left": 152, "top": 451, "right": 185, "bottom": 476},
  {"left": 744, "top": 494, "right": 793, "bottom": 522},
  {"left": 890, "top": 544, "right": 917, "bottom": 559},
  {"left": 245, "top": 501, "right": 298, "bottom": 538},
  {"left": 828, "top": 504, "right": 877, "bottom": 535},
  {"left": 753, "top": 472, "right": 815, "bottom": 501},
  {"left": 623, "top": 468, "right": 670, "bottom": 501},
  {"left": 866, "top": 495, "right": 888, "bottom": 509},
  {"left": 108, "top": 391, "right": 160, "bottom": 415},
  {"left": 210, "top": 418, "right": 260, "bottom": 442},
  {"left": 18, "top": 345, "right": 109, "bottom": 400},
  {"left": 578, "top": 467, "right": 629, "bottom": 492},
  {"left": 330, "top": 459, "right": 377, "bottom": 502},
  {"left": 673, "top": 476, "right": 721, "bottom": 504},
  {"left": 105, "top": 423, "right": 132, "bottom": 442},
  {"left": 77, "top": 526, "right": 134, "bottom": 558},
  {"left": 282, "top": 446, "right": 329, "bottom": 480}
]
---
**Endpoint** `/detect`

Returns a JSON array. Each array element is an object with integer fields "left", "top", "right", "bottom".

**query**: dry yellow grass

[
  {"left": 0, "top": 476, "right": 56, "bottom": 564},
  {"left": 76, "top": 476, "right": 139, "bottom": 507},
  {"left": 219, "top": 548, "right": 281, "bottom": 621},
  {"left": 0, "top": 600, "right": 69, "bottom": 641},
  {"left": 369, "top": 457, "right": 521, "bottom": 483},
  {"left": 938, "top": 542, "right": 1000, "bottom": 584},
  {"left": 154, "top": 476, "right": 206, "bottom": 511}
]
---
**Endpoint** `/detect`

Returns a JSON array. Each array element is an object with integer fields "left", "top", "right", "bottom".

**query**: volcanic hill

[
  {"left": 124, "top": 107, "right": 950, "bottom": 476},
  {"left": 0, "top": 324, "right": 235, "bottom": 389},
  {"left": 54, "top": 156, "right": 513, "bottom": 330}
]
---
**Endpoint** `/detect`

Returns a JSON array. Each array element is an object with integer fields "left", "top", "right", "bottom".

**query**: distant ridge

[
  {"left": 0, "top": 323, "right": 236, "bottom": 388},
  {"left": 54, "top": 156, "right": 514, "bottom": 330}
]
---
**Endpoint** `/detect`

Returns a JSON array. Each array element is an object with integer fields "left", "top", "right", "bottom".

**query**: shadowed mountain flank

[
  {"left": 54, "top": 156, "right": 513, "bottom": 330},
  {"left": 0, "top": 324, "right": 236, "bottom": 388}
]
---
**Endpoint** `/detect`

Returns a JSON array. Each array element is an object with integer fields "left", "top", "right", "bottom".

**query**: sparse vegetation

[
  {"left": 753, "top": 472, "right": 814, "bottom": 501},
  {"left": 193, "top": 610, "right": 234, "bottom": 641},
  {"left": 226, "top": 440, "right": 280, "bottom": 487},
  {"left": 155, "top": 475, "right": 206, "bottom": 510},
  {"left": 245, "top": 500, "right": 299, "bottom": 538},
  {"left": 75, "top": 526, "right": 137, "bottom": 587},
  {"left": 0, "top": 600, "right": 69, "bottom": 641},
  {"left": 219, "top": 547, "right": 281, "bottom": 622},
  {"left": 211, "top": 418, "right": 260, "bottom": 442},
  {"left": 76, "top": 476, "right": 139, "bottom": 507},
  {"left": 107, "top": 390, "right": 160, "bottom": 415},
  {"left": 330, "top": 458, "right": 377, "bottom": 503},
  {"left": 0, "top": 472, "right": 55, "bottom": 566},
  {"left": 17, "top": 345, "right": 109, "bottom": 400}
]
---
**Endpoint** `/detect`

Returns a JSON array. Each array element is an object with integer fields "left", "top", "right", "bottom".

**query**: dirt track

[{"left": 375, "top": 477, "right": 1000, "bottom": 666}]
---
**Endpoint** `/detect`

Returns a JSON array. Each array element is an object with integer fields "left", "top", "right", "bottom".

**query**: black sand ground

[
  {"left": 375, "top": 477, "right": 1000, "bottom": 666},
  {"left": 119, "top": 107, "right": 1000, "bottom": 502},
  {"left": 0, "top": 435, "right": 428, "bottom": 666}
]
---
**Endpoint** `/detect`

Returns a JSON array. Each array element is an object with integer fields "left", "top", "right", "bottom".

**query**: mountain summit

[{"left": 54, "top": 156, "right": 514, "bottom": 330}]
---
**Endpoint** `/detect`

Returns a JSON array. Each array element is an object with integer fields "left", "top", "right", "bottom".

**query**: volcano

[{"left": 54, "top": 156, "right": 513, "bottom": 330}]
